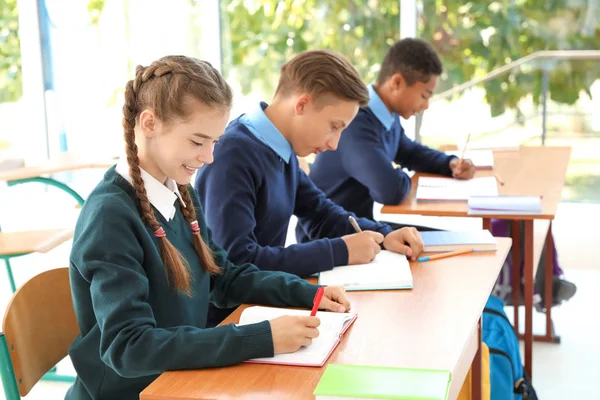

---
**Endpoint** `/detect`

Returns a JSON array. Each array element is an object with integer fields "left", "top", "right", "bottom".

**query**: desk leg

[
  {"left": 525, "top": 221, "right": 560, "bottom": 343},
  {"left": 511, "top": 221, "right": 521, "bottom": 335},
  {"left": 0, "top": 225, "right": 18, "bottom": 293},
  {"left": 517, "top": 221, "right": 561, "bottom": 343},
  {"left": 545, "top": 222, "right": 554, "bottom": 339},
  {"left": 523, "top": 220, "right": 534, "bottom": 379},
  {"left": 482, "top": 218, "right": 491, "bottom": 231},
  {"left": 7, "top": 177, "right": 85, "bottom": 206},
  {"left": 471, "top": 317, "right": 482, "bottom": 400}
]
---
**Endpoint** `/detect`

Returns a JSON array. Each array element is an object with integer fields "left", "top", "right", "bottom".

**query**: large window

[
  {"left": 416, "top": 0, "right": 600, "bottom": 202},
  {"left": 220, "top": 0, "right": 401, "bottom": 118},
  {"left": 6, "top": 0, "right": 600, "bottom": 201},
  {"left": 34, "top": 0, "right": 219, "bottom": 158},
  {"left": 0, "top": 0, "right": 23, "bottom": 161}
]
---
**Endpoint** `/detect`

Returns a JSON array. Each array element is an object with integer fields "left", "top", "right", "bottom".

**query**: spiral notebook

[{"left": 237, "top": 306, "right": 357, "bottom": 367}]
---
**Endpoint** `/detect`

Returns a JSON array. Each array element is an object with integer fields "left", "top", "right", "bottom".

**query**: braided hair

[{"left": 122, "top": 56, "right": 231, "bottom": 296}]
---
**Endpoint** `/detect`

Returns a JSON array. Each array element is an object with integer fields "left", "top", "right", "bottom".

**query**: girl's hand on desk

[
  {"left": 383, "top": 227, "right": 424, "bottom": 261},
  {"left": 321, "top": 286, "right": 351, "bottom": 313},
  {"left": 270, "top": 315, "right": 320, "bottom": 354},
  {"left": 341, "top": 231, "right": 384, "bottom": 265}
]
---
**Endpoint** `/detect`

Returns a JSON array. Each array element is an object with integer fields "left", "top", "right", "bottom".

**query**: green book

[{"left": 313, "top": 364, "right": 451, "bottom": 400}]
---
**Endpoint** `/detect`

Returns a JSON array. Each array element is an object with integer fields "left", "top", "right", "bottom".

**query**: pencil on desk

[
  {"left": 418, "top": 248, "right": 475, "bottom": 263},
  {"left": 494, "top": 172, "right": 505, "bottom": 186}
]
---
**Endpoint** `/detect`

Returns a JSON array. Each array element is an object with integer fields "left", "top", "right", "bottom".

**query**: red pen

[{"left": 310, "top": 287, "right": 325, "bottom": 316}]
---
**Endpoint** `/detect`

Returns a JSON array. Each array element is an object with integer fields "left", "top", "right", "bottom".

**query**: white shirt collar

[{"left": 115, "top": 160, "right": 185, "bottom": 221}]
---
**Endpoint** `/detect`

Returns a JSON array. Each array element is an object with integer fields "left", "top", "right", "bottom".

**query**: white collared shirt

[{"left": 115, "top": 160, "right": 185, "bottom": 221}]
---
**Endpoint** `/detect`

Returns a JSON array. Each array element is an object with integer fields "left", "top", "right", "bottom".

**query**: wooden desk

[
  {"left": 0, "top": 152, "right": 117, "bottom": 206},
  {"left": 381, "top": 146, "right": 569, "bottom": 220},
  {"left": 141, "top": 238, "right": 511, "bottom": 400},
  {"left": 0, "top": 229, "right": 73, "bottom": 255},
  {"left": 0, "top": 152, "right": 114, "bottom": 292},
  {"left": 381, "top": 146, "right": 571, "bottom": 379},
  {"left": 0, "top": 152, "right": 117, "bottom": 182}
]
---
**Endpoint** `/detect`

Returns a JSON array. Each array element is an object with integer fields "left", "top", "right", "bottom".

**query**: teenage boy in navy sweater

[
  {"left": 300, "top": 38, "right": 576, "bottom": 308},
  {"left": 297, "top": 38, "right": 474, "bottom": 231},
  {"left": 196, "top": 50, "right": 424, "bottom": 325}
]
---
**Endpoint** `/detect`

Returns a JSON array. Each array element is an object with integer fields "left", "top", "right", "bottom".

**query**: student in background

[
  {"left": 296, "top": 38, "right": 474, "bottom": 232},
  {"left": 196, "top": 50, "right": 424, "bottom": 326},
  {"left": 67, "top": 55, "right": 350, "bottom": 400},
  {"left": 300, "top": 38, "right": 576, "bottom": 308}
]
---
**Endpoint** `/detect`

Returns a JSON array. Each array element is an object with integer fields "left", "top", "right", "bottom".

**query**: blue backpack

[{"left": 482, "top": 295, "right": 538, "bottom": 400}]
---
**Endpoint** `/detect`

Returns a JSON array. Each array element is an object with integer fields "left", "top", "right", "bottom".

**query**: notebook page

[
  {"left": 247, "top": 330, "right": 338, "bottom": 365},
  {"left": 238, "top": 307, "right": 356, "bottom": 365},
  {"left": 319, "top": 250, "right": 412, "bottom": 289},
  {"left": 416, "top": 176, "right": 498, "bottom": 201},
  {"left": 239, "top": 307, "right": 355, "bottom": 332}
]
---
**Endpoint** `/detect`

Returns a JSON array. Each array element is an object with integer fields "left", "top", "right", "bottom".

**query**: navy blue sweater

[
  {"left": 304, "top": 107, "right": 454, "bottom": 222},
  {"left": 195, "top": 116, "right": 392, "bottom": 279}
]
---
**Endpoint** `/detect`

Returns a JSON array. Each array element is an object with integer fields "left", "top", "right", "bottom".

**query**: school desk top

[
  {"left": 140, "top": 237, "right": 511, "bottom": 400},
  {"left": 381, "top": 145, "right": 570, "bottom": 380},
  {"left": 0, "top": 228, "right": 73, "bottom": 255},
  {"left": 381, "top": 146, "right": 571, "bottom": 220},
  {"left": 0, "top": 152, "right": 117, "bottom": 182}
]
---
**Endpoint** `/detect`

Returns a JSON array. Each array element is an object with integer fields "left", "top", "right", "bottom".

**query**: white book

[
  {"left": 416, "top": 176, "right": 499, "bottom": 201},
  {"left": 446, "top": 150, "right": 495, "bottom": 169},
  {"left": 468, "top": 195, "right": 542, "bottom": 215},
  {"left": 318, "top": 250, "right": 412, "bottom": 291},
  {"left": 238, "top": 306, "right": 357, "bottom": 367}
]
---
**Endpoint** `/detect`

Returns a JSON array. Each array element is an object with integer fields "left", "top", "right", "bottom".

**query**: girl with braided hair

[{"left": 66, "top": 55, "right": 350, "bottom": 400}]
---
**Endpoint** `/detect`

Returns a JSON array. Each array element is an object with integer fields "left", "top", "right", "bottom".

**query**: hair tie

[
  {"left": 190, "top": 220, "right": 200, "bottom": 235},
  {"left": 154, "top": 226, "right": 166, "bottom": 238}
]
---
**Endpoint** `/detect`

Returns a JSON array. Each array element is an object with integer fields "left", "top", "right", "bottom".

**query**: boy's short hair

[
  {"left": 275, "top": 50, "right": 369, "bottom": 107},
  {"left": 376, "top": 38, "right": 443, "bottom": 86}
]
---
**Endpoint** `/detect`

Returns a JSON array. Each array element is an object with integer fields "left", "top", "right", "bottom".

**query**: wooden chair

[{"left": 0, "top": 268, "right": 79, "bottom": 399}]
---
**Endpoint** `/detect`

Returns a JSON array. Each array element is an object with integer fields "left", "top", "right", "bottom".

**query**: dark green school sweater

[{"left": 66, "top": 166, "right": 318, "bottom": 400}]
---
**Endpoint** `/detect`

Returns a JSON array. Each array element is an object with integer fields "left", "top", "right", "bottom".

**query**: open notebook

[
  {"left": 416, "top": 176, "right": 499, "bottom": 201},
  {"left": 318, "top": 250, "right": 412, "bottom": 291},
  {"left": 237, "top": 306, "right": 357, "bottom": 367}
]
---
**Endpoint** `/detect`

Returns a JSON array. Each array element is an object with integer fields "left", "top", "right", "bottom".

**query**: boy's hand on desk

[
  {"left": 320, "top": 286, "right": 351, "bottom": 313},
  {"left": 449, "top": 158, "right": 476, "bottom": 179},
  {"left": 383, "top": 227, "right": 424, "bottom": 261},
  {"left": 341, "top": 231, "right": 384, "bottom": 265},
  {"left": 270, "top": 315, "right": 320, "bottom": 354}
]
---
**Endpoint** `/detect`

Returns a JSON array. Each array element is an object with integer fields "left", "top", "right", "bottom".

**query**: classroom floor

[{"left": 1, "top": 198, "right": 599, "bottom": 399}]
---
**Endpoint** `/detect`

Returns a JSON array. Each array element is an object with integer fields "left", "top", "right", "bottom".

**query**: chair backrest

[{"left": 2, "top": 268, "right": 79, "bottom": 396}]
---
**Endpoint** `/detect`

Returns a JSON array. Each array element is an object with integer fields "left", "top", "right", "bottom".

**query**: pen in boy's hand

[
  {"left": 348, "top": 215, "right": 362, "bottom": 233},
  {"left": 458, "top": 133, "right": 471, "bottom": 169}
]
